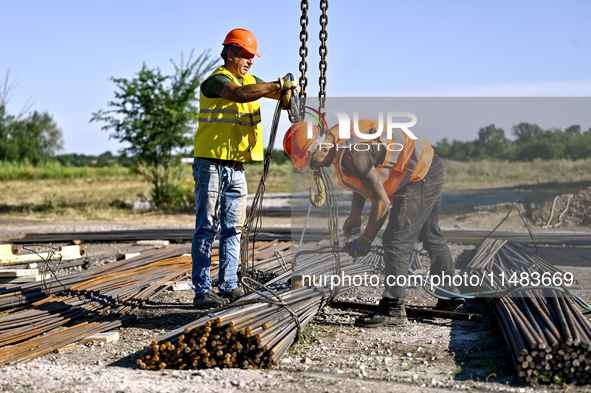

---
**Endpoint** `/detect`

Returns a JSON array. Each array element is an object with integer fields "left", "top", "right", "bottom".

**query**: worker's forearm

[
  {"left": 264, "top": 91, "right": 281, "bottom": 100},
  {"left": 363, "top": 198, "right": 389, "bottom": 240},
  {"left": 350, "top": 192, "right": 366, "bottom": 217},
  {"left": 229, "top": 82, "right": 281, "bottom": 103}
]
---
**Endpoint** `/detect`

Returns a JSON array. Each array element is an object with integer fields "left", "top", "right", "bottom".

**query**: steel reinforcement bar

[{"left": 465, "top": 238, "right": 591, "bottom": 384}]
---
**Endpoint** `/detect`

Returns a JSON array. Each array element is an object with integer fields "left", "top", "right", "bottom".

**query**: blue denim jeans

[
  {"left": 382, "top": 156, "right": 457, "bottom": 299},
  {"left": 191, "top": 158, "right": 247, "bottom": 297}
]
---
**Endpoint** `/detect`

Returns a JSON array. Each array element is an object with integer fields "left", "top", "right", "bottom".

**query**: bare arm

[
  {"left": 220, "top": 81, "right": 281, "bottom": 103},
  {"left": 343, "top": 192, "right": 366, "bottom": 235},
  {"left": 264, "top": 90, "right": 281, "bottom": 100},
  {"left": 351, "top": 192, "right": 366, "bottom": 217},
  {"left": 360, "top": 167, "right": 390, "bottom": 241}
]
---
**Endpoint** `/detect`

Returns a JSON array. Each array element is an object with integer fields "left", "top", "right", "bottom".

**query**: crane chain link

[
  {"left": 318, "top": 0, "right": 328, "bottom": 115},
  {"left": 299, "top": 0, "right": 309, "bottom": 117}
]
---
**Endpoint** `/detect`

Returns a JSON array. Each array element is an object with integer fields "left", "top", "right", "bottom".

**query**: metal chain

[
  {"left": 318, "top": 0, "right": 328, "bottom": 114},
  {"left": 298, "top": 0, "right": 309, "bottom": 116}
]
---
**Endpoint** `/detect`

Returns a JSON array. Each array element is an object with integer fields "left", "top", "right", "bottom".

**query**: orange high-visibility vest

[{"left": 329, "top": 119, "right": 434, "bottom": 200}]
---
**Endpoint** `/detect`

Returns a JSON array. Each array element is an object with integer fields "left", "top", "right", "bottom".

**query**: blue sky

[{"left": 1, "top": 0, "right": 590, "bottom": 155}]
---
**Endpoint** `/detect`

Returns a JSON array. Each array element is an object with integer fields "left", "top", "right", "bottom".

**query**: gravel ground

[{"left": 1, "top": 222, "right": 590, "bottom": 392}]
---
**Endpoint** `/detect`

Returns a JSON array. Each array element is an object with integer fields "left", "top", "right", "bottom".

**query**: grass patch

[
  {"left": 299, "top": 320, "right": 320, "bottom": 345},
  {"left": 244, "top": 162, "right": 294, "bottom": 193},
  {"left": 404, "top": 361, "right": 417, "bottom": 371},
  {"left": 2, "top": 158, "right": 591, "bottom": 220},
  {"left": 0, "top": 161, "right": 130, "bottom": 181},
  {"left": 443, "top": 158, "right": 591, "bottom": 190}
]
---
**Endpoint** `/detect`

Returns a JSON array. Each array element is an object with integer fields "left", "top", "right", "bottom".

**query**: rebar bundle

[
  {"left": 0, "top": 247, "right": 193, "bottom": 364},
  {"left": 0, "top": 246, "right": 190, "bottom": 310},
  {"left": 0, "top": 241, "right": 292, "bottom": 365},
  {"left": 466, "top": 239, "right": 591, "bottom": 384},
  {"left": 138, "top": 242, "right": 374, "bottom": 370}
]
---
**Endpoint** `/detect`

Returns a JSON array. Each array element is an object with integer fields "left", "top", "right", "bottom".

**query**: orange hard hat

[
  {"left": 223, "top": 28, "right": 260, "bottom": 57},
  {"left": 283, "top": 122, "right": 323, "bottom": 171}
]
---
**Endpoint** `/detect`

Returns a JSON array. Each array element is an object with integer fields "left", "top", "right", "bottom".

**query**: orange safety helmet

[
  {"left": 223, "top": 28, "right": 260, "bottom": 57},
  {"left": 283, "top": 122, "right": 325, "bottom": 171}
]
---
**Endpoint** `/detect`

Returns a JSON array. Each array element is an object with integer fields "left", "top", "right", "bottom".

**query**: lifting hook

[{"left": 309, "top": 169, "right": 326, "bottom": 207}]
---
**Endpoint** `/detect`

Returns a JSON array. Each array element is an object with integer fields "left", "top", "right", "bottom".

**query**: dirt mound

[{"left": 528, "top": 187, "right": 591, "bottom": 228}]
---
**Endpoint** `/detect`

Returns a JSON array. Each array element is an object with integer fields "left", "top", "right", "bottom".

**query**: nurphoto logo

[{"left": 307, "top": 110, "right": 418, "bottom": 140}]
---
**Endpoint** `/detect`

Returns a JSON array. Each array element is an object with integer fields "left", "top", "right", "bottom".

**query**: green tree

[
  {"left": 474, "top": 124, "right": 514, "bottom": 160},
  {"left": 91, "top": 51, "right": 218, "bottom": 206},
  {"left": 1, "top": 72, "right": 64, "bottom": 164},
  {"left": 512, "top": 122, "right": 543, "bottom": 144},
  {"left": 0, "top": 110, "right": 64, "bottom": 164},
  {"left": 433, "top": 137, "right": 452, "bottom": 158}
]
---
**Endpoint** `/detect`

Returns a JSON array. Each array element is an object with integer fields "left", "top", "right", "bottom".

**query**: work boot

[
  {"left": 434, "top": 286, "right": 465, "bottom": 311},
  {"left": 355, "top": 297, "right": 407, "bottom": 328},
  {"left": 354, "top": 312, "right": 407, "bottom": 328},
  {"left": 219, "top": 287, "right": 245, "bottom": 302},
  {"left": 434, "top": 297, "right": 465, "bottom": 312},
  {"left": 193, "top": 291, "right": 229, "bottom": 309}
]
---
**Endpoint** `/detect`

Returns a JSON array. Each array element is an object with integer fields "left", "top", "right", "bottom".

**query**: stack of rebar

[
  {"left": 137, "top": 283, "right": 328, "bottom": 370},
  {"left": 0, "top": 240, "right": 294, "bottom": 365},
  {"left": 466, "top": 238, "right": 591, "bottom": 384},
  {"left": 0, "top": 249, "right": 191, "bottom": 364},
  {"left": 0, "top": 246, "right": 189, "bottom": 310},
  {"left": 138, "top": 241, "right": 375, "bottom": 370},
  {"left": 11, "top": 228, "right": 591, "bottom": 246}
]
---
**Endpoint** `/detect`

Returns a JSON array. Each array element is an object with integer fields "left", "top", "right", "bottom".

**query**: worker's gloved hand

[
  {"left": 279, "top": 73, "right": 298, "bottom": 91},
  {"left": 343, "top": 214, "right": 362, "bottom": 236},
  {"left": 343, "top": 235, "right": 372, "bottom": 258}
]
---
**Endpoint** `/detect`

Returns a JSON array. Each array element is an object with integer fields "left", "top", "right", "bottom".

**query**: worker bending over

[
  {"left": 192, "top": 28, "right": 297, "bottom": 309},
  {"left": 284, "top": 119, "right": 464, "bottom": 327}
]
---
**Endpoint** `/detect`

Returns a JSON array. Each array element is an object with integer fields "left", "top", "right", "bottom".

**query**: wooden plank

[
  {"left": 172, "top": 282, "right": 192, "bottom": 291},
  {"left": 0, "top": 245, "right": 83, "bottom": 264},
  {"left": 79, "top": 332, "right": 119, "bottom": 344},
  {"left": 0, "top": 245, "right": 14, "bottom": 257},
  {"left": 0, "top": 269, "right": 39, "bottom": 277},
  {"left": 0, "top": 275, "right": 44, "bottom": 283},
  {"left": 329, "top": 300, "right": 481, "bottom": 321},
  {"left": 136, "top": 240, "right": 170, "bottom": 246},
  {"left": 116, "top": 252, "right": 141, "bottom": 261},
  {"left": 55, "top": 342, "right": 78, "bottom": 353}
]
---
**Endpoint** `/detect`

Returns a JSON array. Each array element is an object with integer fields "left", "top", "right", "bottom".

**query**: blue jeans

[
  {"left": 382, "top": 156, "right": 457, "bottom": 299},
  {"left": 191, "top": 158, "right": 247, "bottom": 297}
]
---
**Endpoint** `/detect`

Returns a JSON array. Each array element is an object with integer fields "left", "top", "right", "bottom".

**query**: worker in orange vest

[{"left": 284, "top": 119, "right": 464, "bottom": 327}]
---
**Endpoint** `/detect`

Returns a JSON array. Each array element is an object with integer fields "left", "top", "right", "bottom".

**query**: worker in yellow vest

[
  {"left": 192, "top": 28, "right": 297, "bottom": 309},
  {"left": 284, "top": 119, "right": 464, "bottom": 327}
]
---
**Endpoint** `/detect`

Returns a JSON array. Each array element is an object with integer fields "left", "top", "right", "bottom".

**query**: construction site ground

[
  {"left": 0, "top": 231, "right": 590, "bottom": 392},
  {"left": 2, "top": 188, "right": 591, "bottom": 392}
]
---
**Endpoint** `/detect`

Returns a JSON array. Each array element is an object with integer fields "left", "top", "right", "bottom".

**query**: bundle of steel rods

[
  {"left": 465, "top": 238, "right": 591, "bottom": 384},
  {"left": 139, "top": 241, "right": 375, "bottom": 370},
  {"left": 0, "top": 241, "right": 292, "bottom": 365},
  {"left": 0, "top": 252, "right": 192, "bottom": 364},
  {"left": 0, "top": 246, "right": 190, "bottom": 310},
  {"left": 137, "top": 282, "right": 326, "bottom": 370},
  {"left": 12, "top": 228, "right": 591, "bottom": 246}
]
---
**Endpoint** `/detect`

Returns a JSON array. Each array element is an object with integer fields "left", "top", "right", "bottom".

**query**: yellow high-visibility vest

[
  {"left": 194, "top": 66, "right": 263, "bottom": 162},
  {"left": 329, "top": 119, "right": 434, "bottom": 200}
]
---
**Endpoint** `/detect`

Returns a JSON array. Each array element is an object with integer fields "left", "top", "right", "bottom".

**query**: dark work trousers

[{"left": 381, "top": 155, "right": 456, "bottom": 300}]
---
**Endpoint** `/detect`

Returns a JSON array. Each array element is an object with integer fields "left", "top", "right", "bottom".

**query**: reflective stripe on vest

[
  {"left": 194, "top": 66, "right": 263, "bottom": 162},
  {"left": 330, "top": 120, "right": 434, "bottom": 200},
  {"left": 198, "top": 108, "right": 262, "bottom": 126}
]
